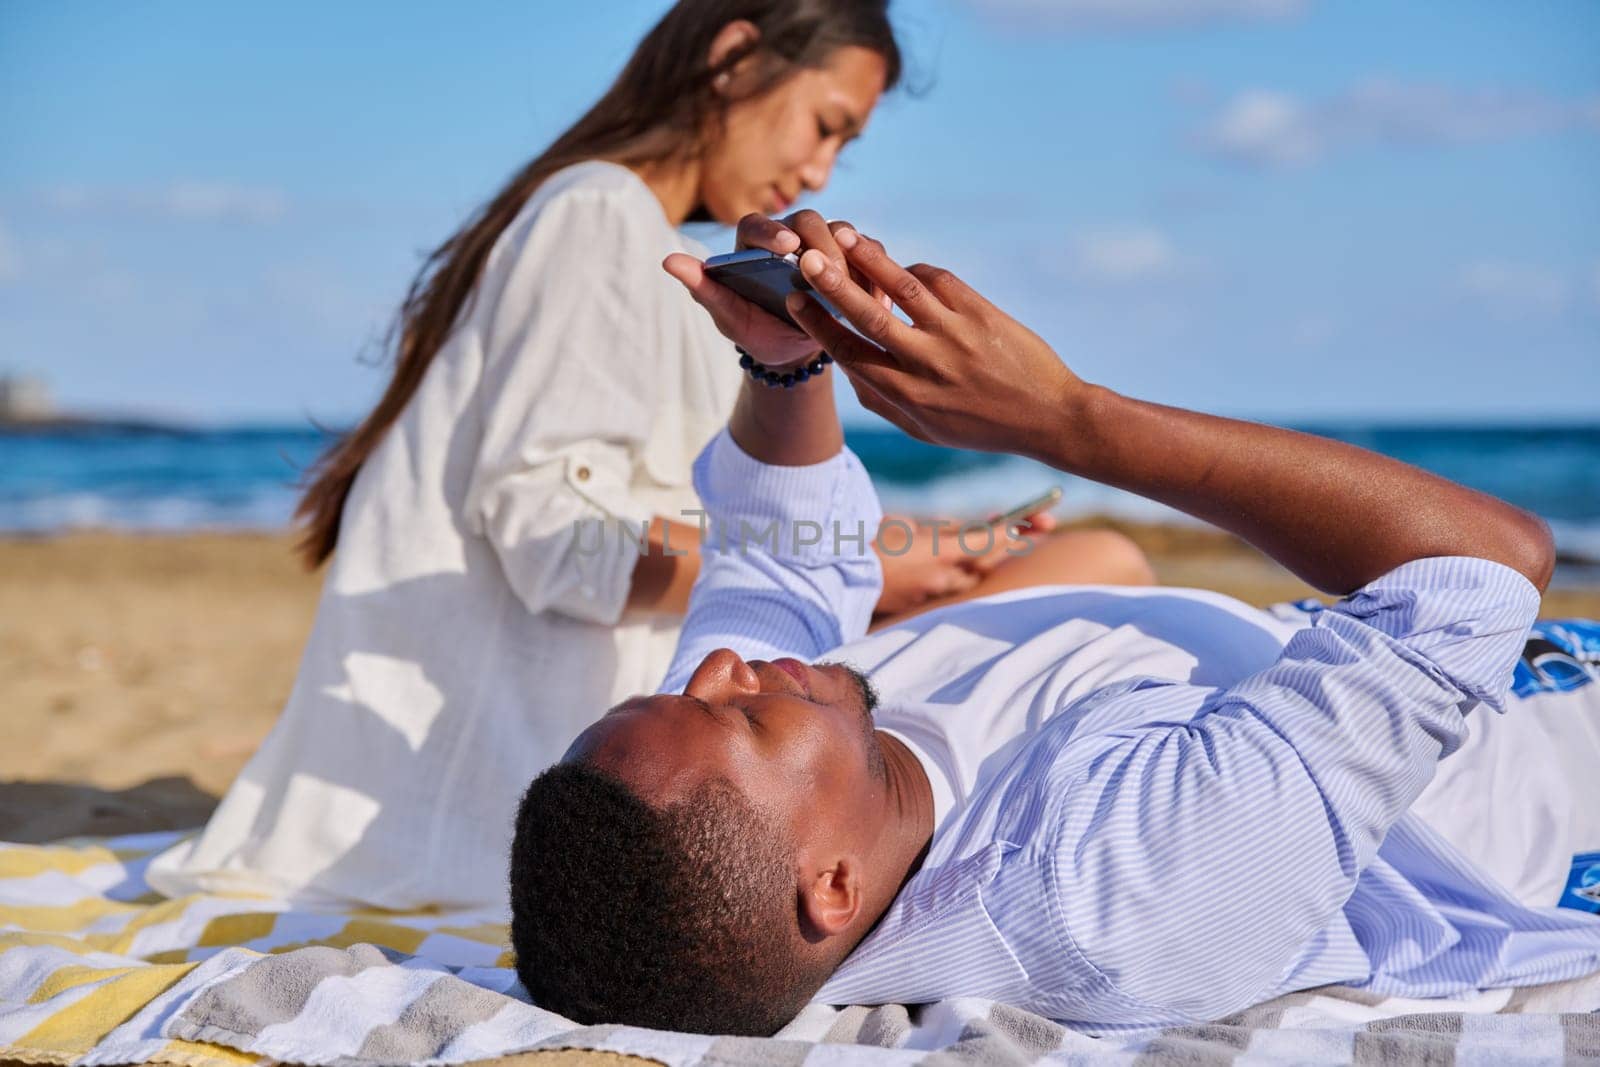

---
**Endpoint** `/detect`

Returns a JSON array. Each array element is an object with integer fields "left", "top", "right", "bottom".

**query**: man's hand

[
  {"left": 666, "top": 211, "right": 872, "bottom": 468},
  {"left": 784, "top": 227, "right": 1086, "bottom": 462},
  {"left": 787, "top": 227, "right": 1554, "bottom": 594},
  {"left": 663, "top": 211, "right": 880, "bottom": 369}
]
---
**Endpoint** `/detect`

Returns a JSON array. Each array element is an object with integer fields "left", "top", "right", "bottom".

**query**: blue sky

[{"left": 1, "top": 0, "right": 1597, "bottom": 426}]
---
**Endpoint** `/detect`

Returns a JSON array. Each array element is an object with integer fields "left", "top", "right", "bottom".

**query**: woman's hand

[
  {"left": 663, "top": 211, "right": 885, "bottom": 368},
  {"left": 872, "top": 515, "right": 980, "bottom": 616},
  {"left": 784, "top": 228, "right": 1089, "bottom": 462},
  {"left": 872, "top": 508, "right": 1059, "bottom": 618}
]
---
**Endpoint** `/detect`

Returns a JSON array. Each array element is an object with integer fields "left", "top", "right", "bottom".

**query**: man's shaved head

[
  {"left": 508, "top": 649, "right": 912, "bottom": 1036},
  {"left": 509, "top": 764, "right": 822, "bottom": 1034}
]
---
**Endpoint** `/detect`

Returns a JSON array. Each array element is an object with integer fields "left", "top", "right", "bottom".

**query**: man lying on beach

[{"left": 508, "top": 212, "right": 1600, "bottom": 1036}]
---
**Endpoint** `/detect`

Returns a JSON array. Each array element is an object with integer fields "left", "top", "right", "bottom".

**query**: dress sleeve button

[{"left": 574, "top": 465, "right": 591, "bottom": 482}]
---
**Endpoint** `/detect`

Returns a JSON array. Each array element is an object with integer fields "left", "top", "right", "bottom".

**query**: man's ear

[
  {"left": 707, "top": 19, "right": 761, "bottom": 94},
  {"left": 797, "top": 856, "right": 862, "bottom": 944}
]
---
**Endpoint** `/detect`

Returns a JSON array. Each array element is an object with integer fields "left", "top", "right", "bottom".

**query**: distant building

[{"left": 0, "top": 375, "right": 54, "bottom": 421}]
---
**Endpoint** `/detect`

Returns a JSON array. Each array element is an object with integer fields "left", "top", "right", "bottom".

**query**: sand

[{"left": 3, "top": 526, "right": 1598, "bottom": 841}]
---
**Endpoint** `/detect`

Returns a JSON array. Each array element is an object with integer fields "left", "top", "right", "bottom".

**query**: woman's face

[{"left": 698, "top": 45, "right": 889, "bottom": 223}]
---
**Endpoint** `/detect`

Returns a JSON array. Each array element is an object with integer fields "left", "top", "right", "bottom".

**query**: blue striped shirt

[{"left": 661, "top": 430, "right": 1600, "bottom": 1029}]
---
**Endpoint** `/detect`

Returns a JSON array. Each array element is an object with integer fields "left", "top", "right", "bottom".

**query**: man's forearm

[
  {"left": 771, "top": 222, "right": 1552, "bottom": 596},
  {"left": 1044, "top": 385, "right": 1555, "bottom": 595},
  {"left": 727, "top": 364, "right": 842, "bottom": 467}
]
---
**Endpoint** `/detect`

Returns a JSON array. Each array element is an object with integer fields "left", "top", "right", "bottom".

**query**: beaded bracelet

[{"left": 736, "top": 345, "right": 833, "bottom": 389}]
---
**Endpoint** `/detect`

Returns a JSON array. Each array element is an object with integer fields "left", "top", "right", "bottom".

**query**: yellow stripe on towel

[
  {"left": 435, "top": 922, "right": 510, "bottom": 946},
  {"left": 15, "top": 962, "right": 197, "bottom": 1057},
  {"left": 152, "top": 1037, "right": 264, "bottom": 1066},
  {"left": 0, "top": 931, "right": 124, "bottom": 958},
  {"left": 196, "top": 912, "right": 279, "bottom": 948},
  {"left": 0, "top": 844, "right": 125, "bottom": 879},
  {"left": 26, "top": 964, "right": 143, "bottom": 1004},
  {"left": 0, "top": 896, "right": 144, "bottom": 933},
  {"left": 79, "top": 895, "right": 256, "bottom": 956},
  {"left": 270, "top": 917, "right": 430, "bottom": 956}
]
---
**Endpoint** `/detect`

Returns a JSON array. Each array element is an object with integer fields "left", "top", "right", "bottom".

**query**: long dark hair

[{"left": 295, "top": 0, "right": 902, "bottom": 567}]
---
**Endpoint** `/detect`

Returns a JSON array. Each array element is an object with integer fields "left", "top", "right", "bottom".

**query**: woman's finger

[
  {"left": 836, "top": 229, "right": 951, "bottom": 327},
  {"left": 1019, "top": 510, "right": 1059, "bottom": 534},
  {"left": 733, "top": 213, "right": 800, "bottom": 255},
  {"left": 929, "top": 566, "right": 982, "bottom": 598}
]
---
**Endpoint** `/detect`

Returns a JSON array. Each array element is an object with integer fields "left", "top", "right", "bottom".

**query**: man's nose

[{"left": 684, "top": 648, "right": 761, "bottom": 702}]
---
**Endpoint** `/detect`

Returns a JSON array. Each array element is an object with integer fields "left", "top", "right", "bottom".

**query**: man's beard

[{"left": 821, "top": 661, "right": 885, "bottom": 780}]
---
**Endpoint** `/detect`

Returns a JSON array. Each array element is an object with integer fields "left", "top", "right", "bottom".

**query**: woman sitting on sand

[{"left": 148, "top": 0, "right": 1152, "bottom": 911}]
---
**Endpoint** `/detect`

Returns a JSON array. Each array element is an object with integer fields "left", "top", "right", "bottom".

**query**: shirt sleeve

[
  {"left": 461, "top": 181, "right": 666, "bottom": 626},
  {"left": 1039, "top": 556, "right": 1540, "bottom": 1024},
  {"left": 656, "top": 428, "right": 884, "bottom": 694}
]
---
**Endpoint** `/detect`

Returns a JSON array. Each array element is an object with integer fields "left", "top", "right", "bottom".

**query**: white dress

[{"left": 148, "top": 161, "right": 743, "bottom": 911}]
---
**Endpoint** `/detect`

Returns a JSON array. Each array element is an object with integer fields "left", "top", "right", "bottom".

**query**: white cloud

[
  {"left": 972, "top": 0, "right": 1308, "bottom": 31},
  {"left": 1458, "top": 260, "right": 1570, "bottom": 319},
  {"left": 41, "top": 181, "right": 288, "bottom": 223},
  {"left": 1068, "top": 228, "right": 1181, "bottom": 283},
  {"left": 162, "top": 181, "right": 288, "bottom": 223},
  {"left": 0, "top": 219, "right": 19, "bottom": 283},
  {"left": 1199, "top": 90, "right": 1317, "bottom": 166},
  {"left": 1197, "top": 81, "right": 1600, "bottom": 168}
]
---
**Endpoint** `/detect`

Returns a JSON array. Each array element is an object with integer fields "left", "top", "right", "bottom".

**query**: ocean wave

[
  {"left": 0, "top": 489, "right": 302, "bottom": 534},
  {"left": 3, "top": 423, "right": 1597, "bottom": 570}
]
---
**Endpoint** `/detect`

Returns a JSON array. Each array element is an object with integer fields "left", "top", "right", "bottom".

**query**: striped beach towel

[
  {"left": 0, "top": 831, "right": 516, "bottom": 1066},
  {"left": 4, "top": 831, "right": 1599, "bottom": 1065}
]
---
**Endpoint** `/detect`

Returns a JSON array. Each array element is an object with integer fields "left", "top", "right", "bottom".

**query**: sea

[{"left": 3, "top": 420, "right": 1599, "bottom": 584}]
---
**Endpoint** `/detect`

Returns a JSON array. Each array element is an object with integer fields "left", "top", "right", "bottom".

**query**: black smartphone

[{"left": 703, "top": 249, "right": 841, "bottom": 328}]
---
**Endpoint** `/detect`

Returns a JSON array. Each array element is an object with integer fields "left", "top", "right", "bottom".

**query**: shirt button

[{"left": 574, "top": 465, "right": 591, "bottom": 482}]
